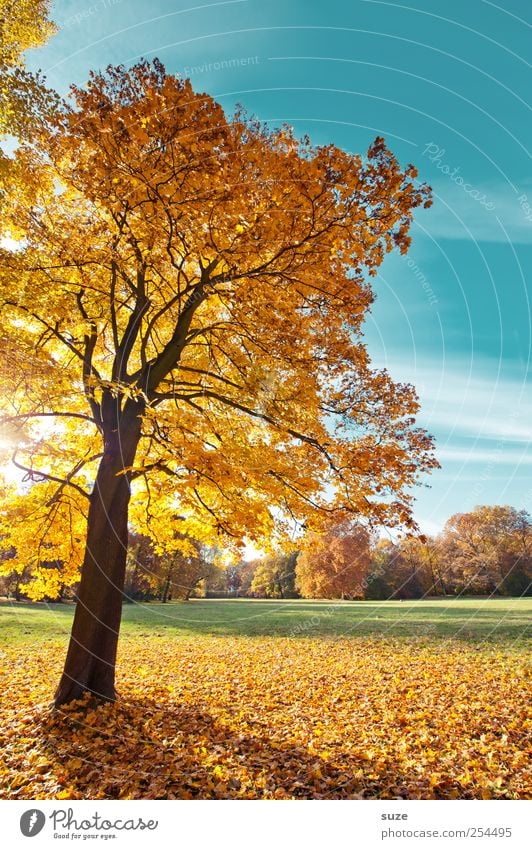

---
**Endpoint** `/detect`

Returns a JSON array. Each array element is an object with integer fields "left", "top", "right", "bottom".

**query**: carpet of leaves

[{"left": 0, "top": 636, "right": 530, "bottom": 799}]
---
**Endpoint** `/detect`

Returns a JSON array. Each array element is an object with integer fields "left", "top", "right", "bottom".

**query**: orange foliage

[
  {"left": 438, "top": 506, "right": 532, "bottom": 593},
  {"left": 296, "top": 520, "right": 371, "bottom": 598}
]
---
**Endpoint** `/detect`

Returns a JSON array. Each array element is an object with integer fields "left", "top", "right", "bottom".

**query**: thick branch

[
  {"left": 112, "top": 266, "right": 149, "bottom": 382},
  {"left": 76, "top": 290, "right": 103, "bottom": 428}
]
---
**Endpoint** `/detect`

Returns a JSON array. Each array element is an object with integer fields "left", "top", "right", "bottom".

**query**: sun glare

[{"left": 0, "top": 235, "right": 25, "bottom": 252}]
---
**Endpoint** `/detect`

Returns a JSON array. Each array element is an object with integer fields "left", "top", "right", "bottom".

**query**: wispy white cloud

[
  {"left": 436, "top": 447, "right": 532, "bottom": 465},
  {"left": 412, "top": 179, "right": 532, "bottom": 243},
  {"left": 426, "top": 410, "right": 531, "bottom": 443},
  {"left": 379, "top": 357, "right": 532, "bottom": 458}
]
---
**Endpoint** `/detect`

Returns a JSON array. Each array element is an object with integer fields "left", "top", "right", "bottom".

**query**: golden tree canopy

[{"left": 0, "top": 60, "right": 437, "bottom": 598}]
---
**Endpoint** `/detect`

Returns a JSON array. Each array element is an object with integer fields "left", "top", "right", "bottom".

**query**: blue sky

[{"left": 26, "top": 0, "right": 532, "bottom": 534}]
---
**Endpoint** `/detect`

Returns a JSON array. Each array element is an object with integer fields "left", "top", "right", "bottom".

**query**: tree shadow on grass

[{"left": 35, "top": 693, "right": 417, "bottom": 800}]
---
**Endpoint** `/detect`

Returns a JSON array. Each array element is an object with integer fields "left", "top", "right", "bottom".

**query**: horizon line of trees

[{"left": 2, "top": 504, "right": 530, "bottom": 603}]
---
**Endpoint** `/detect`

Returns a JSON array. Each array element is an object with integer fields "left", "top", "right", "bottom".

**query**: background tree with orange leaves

[
  {"left": 296, "top": 520, "right": 372, "bottom": 599},
  {"left": 0, "top": 60, "right": 437, "bottom": 705}
]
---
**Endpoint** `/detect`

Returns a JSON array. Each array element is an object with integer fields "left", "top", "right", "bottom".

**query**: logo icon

[{"left": 20, "top": 810, "right": 46, "bottom": 837}]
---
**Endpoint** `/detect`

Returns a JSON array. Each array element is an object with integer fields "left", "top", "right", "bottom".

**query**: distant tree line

[{"left": 1, "top": 505, "right": 530, "bottom": 601}]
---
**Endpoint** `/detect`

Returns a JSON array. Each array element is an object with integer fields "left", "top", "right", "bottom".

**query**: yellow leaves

[
  {"left": 0, "top": 481, "right": 87, "bottom": 599},
  {"left": 0, "top": 0, "right": 55, "bottom": 65},
  {"left": 0, "top": 0, "right": 58, "bottom": 138},
  {"left": 134, "top": 128, "right": 150, "bottom": 146},
  {"left": 55, "top": 788, "right": 75, "bottom": 799},
  {"left": 0, "top": 635, "right": 529, "bottom": 800}
]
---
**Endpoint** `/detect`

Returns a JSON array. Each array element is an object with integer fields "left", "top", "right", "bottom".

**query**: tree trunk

[
  {"left": 436, "top": 567, "right": 448, "bottom": 595},
  {"left": 161, "top": 570, "right": 172, "bottom": 603},
  {"left": 54, "top": 403, "right": 142, "bottom": 707}
]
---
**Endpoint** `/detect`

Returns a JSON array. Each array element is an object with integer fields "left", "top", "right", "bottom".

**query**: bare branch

[
  {"left": 0, "top": 411, "right": 99, "bottom": 427},
  {"left": 11, "top": 450, "right": 92, "bottom": 502}
]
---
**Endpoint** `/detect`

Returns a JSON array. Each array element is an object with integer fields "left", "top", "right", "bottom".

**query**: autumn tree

[
  {"left": 438, "top": 506, "right": 531, "bottom": 594},
  {"left": 157, "top": 541, "right": 219, "bottom": 601},
  {"left": 0, "top": 1, "right": 54, "bottom": 78},
  {"left": 210, "top": 559, "right": 257, "bottom": 597},
  {"left": 249, "top": 551, "right": 298, "bottom": 598},
  {"left": 296, "top": 520, "right": 372, "bottom": 599},
  {"left": 391, "top": 536, "right": 445, "bottom": 598},
  {"left": 278, "top": 550, "right": 299, "bottom": 598},
  {"left": 0, "top": 61, "right": 436, "bottom": 705},
  {"left": 365, "top": 539, "right": 396, "bottom": 599},
  {"left": 419, "top": 536, "right": 449, "bottom": 595},
  {"left": 0, "top": 539, "right": 28, "bottom": 600},
  {"left": 124, "top": 532, "right": 218, "bottom": 601}
]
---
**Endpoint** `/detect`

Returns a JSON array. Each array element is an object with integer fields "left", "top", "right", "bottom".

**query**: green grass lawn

[{"left": 0, "top": 596, "right": 530, "bottom": 646}]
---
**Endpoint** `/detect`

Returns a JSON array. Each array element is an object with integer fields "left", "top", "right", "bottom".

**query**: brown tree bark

[
  {"left": 54, "top": 401, "right": 142, "bottom": 706},
  {"left": 161, "top": 571, "right": 172, "bottom": 603}
]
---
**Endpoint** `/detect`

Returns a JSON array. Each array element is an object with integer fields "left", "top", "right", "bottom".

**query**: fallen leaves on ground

[{"left": 0, "top": 636, "right": 530, "bottom": 799}]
